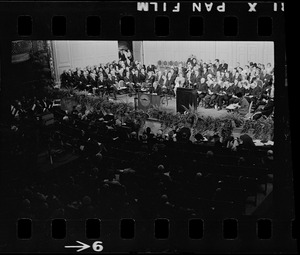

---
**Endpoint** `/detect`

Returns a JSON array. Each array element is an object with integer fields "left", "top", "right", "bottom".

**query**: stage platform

[{"left": 114, "top": 93, "right": 230, "bottom": 119}]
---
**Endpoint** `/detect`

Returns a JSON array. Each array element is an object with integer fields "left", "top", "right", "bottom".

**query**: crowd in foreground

[
  {"left": 3, "top": 91, "right": 275, "bottom": 224},
  {"left": 60, "top": 55, "right": 274, "bottom": 118}
]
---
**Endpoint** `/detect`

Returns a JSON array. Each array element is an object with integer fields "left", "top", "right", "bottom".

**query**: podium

[
  {"left": 138, "top": 92, "right": 162, "bottom": 111},
  {"left": 176, "top": 88, "right": 197, "bottom": 113}
]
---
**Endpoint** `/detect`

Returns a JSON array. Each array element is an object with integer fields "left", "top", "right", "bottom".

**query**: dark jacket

[
  {"left": 197, "top": 82, "right": 208, "bottom": 93},
  {"left": 150, "top": 85, "right": 162, "bottom": 95}
]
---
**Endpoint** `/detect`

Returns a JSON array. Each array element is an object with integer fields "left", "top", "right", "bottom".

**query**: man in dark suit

[
  {"left": 229, "top": 81, "right": 245, "bottom": 104},
  {"left": 110, "top": 70, "right": 119, "bottom": 85},
  {"left": 201, "top": 67, "right": 209, "bottom": 80},
  {"left": 105, "top": 73, "right": 117, "bottom": 99},
  {"left": 60, "top": 70, "right": 69, "bottom": 88},
  {"left": 204, "top": 79, "right": 221, "bottom": 108},
  {"left": 123, "top": 71, "right": 135, "bottom": 95},
  {"left": 215, "top": 81, "right": 228, "bottom": 110},
  {"left": 186, "top": 55, "right": 197, "bottom": 66},
  {"left": 89, "top": 73, "right": 98, "bottom": 93},
  {"left": 139, "top": 68, "right": 147, "bottom": 84},
  {"left": 170, "top": 69, "right": 177, "bottom": 85},
  {"left": 119, "top": 49, "right": 125, "bottom": 62},
  {"left": 132, "top": 69, "right": 141, "bottom": 88},
  {"left": 196, "top": 77, "right": 208, "bottom": 106},
  {"left": 146, "top": 64, "right": 156, "bottom": 73},
  {"left": 149, "top": 81, "right": 162, "bottom": 95},
  {"left": 155, "top": 71, "right": 164, "bottom": 87},
  {"left": 252, "top": 98, "right": 274, "bottom": 120},
  {"left": 145, "top": 71, "right": 155, "bottom": 85},
  {"left": 246, "top": 78, "right": 262, "bottom": 104},
  {"left": 223, "top": 81, "right": 235, "bottom": 106},
  {"left": 97, "top": 73, "right": 105, "bottom": 97},
  {"left": 191, "top": 69, "right": 202, "bottom": 89},
  {"left": 74, "top": 70, "right": 84, "bottom": 90},
  {"left": 219, "top": 60, "right": 228, "bottom": 72},
  {"left": 213, "top": 59, "right": 220, "bottom": 73},
  {"left": 80, "top": 71, "right": 90, "bottom": 90},
  {"left": 114, "top": 67, "right": 123, "bottom": 81},
  {"left": 222, "top": 71, "right": 232, "bottom": 83},
  {"left": 65, "top": 69, "right": 75, "bottom": 88},
  {"left": 103, "top": 67, "right": 110, "bottom": 79}
]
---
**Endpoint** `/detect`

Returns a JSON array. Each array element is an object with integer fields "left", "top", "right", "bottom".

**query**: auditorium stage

[{"left": 115, "top": 93, "right": 230, "bottom": 119}]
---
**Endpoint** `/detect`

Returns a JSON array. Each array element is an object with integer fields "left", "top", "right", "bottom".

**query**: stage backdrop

[
  {"left": 142, "top": 41, "right": 274, "bottom": 69},
  {"left": 52, "top": 41, "right": 118, "bottom": 82}
]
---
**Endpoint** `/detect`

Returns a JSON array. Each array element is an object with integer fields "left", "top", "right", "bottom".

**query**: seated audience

[
  {"left": 59, "top": 58, "right": 274, "bottom": 114},
  {"left": 252, "top": 98, "right": 274, "bottom": 120}
]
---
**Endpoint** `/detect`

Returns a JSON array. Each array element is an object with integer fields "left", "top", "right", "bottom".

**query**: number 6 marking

[{"left": 92, "top": 241, "right": 104, "bottom": 252}]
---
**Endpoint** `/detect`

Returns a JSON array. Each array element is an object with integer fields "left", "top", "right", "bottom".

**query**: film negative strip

[{"left": 0, "top": 1, "right": 296, "bottom": 254}]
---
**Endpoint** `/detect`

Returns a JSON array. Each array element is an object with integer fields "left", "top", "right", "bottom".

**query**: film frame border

[{"left": 0, "top": 1, "right": 296, "bottom": 253}]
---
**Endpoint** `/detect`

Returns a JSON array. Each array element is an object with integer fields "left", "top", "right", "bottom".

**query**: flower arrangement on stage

[
  {"left": 242, "top": 117, "right": 274, "bottom": 141},
  {"left": 45, "top": 87, "right": 274, "bottom": 141}
]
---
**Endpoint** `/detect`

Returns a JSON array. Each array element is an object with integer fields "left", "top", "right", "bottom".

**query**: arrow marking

[{"left": 65, "top": 240, "right": 90, "bottom": 252}]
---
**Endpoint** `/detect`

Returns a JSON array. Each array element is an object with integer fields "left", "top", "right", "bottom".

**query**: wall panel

[
  {"left": 263, "top": 42, "right": 275, "bottom": 66},
  {"left": 236, "top": 43, "right": 247, "bottom": 68},
  {"left": 52, "top": 41, "right": 71, "bottom": 82},
  {"left": 216, "top": 41, "right": 231, "bottom": 65},
  {"left": 132, "top": 41, "right": 143, "bottom": 63},
  {"left": 52, "top": 41, "right": 274, "bottom": 83},
  {"left": 53, "top": 41, "right": 118, "bottom": 79},
  {"left": 143, "top": 41, "right": 274, "bottom": 69}
]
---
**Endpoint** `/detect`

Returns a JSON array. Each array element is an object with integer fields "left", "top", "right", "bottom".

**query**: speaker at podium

[{"left": 176, "top": 88, "right": 197, "bottom": 113}]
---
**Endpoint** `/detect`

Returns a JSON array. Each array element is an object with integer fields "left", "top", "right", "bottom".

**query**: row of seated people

[
  {"left": 60, "top": 58, "right": 274, "bottom": 114},
  {"left": 60, "top": 60, "right": 157, "bottom": 98}
]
